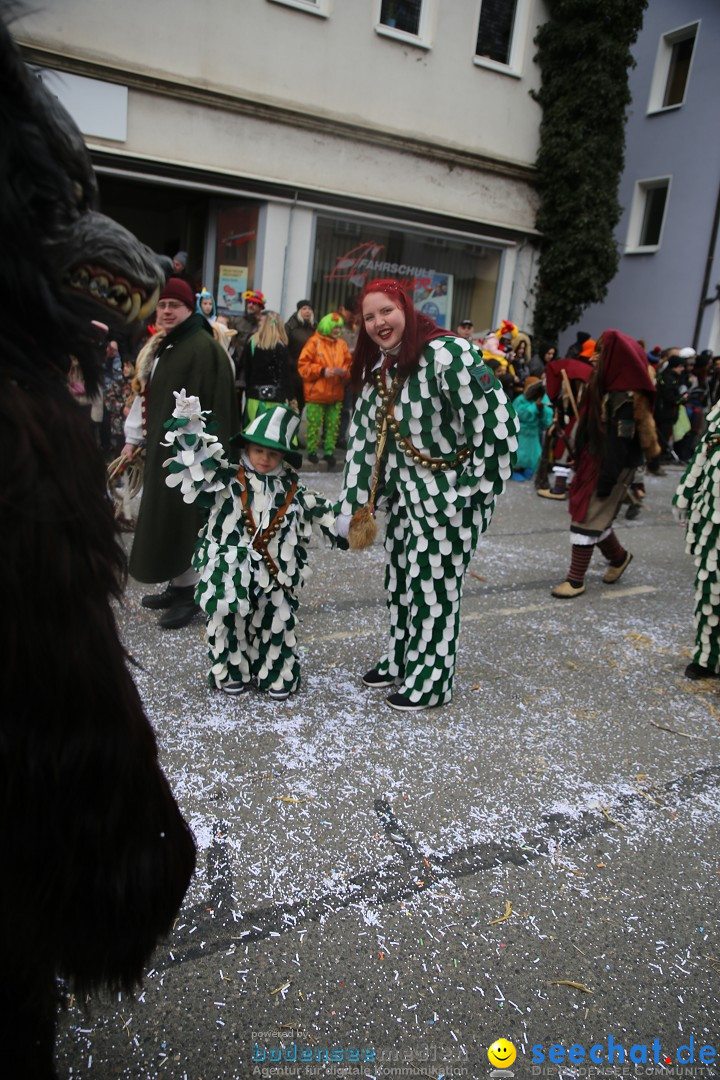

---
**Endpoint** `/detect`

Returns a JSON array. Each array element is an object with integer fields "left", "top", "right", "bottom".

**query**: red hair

[{"left": 350, "top": 278, "right": 444, "bottom": 389}]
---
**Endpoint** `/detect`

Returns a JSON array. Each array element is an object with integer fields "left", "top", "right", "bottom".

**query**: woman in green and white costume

[
  {"left": 163, "top": 395, "right": 345, "bottom": 698},
  {"left": 338, "top": 279, "right": 519, "bottom": 712},
  {"left": 674, "top": 399, "right": 720, "bottom": 681}
]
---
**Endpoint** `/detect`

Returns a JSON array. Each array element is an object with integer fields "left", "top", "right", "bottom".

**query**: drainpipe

[
  {"left": 693, "top": 178, "right": 720, "bottom": 351},
  {"left": 280, "top": 190, "right": 299, "bottom": 318}
]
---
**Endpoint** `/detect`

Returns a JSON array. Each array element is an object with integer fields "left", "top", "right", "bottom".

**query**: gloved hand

[
  {"left": 172, "top": 389, "right": 202, "bottom": 419},
  {"left": 335, "top": 513, "right": 351, "bottom": 539}
]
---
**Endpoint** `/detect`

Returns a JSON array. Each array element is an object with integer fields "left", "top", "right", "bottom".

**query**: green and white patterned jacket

[
  {"left": 339, "top": 335, "right": 519, "bottom": 534},
  {"left": 163, "top": 395, "right": 342, "bottom": 617}
]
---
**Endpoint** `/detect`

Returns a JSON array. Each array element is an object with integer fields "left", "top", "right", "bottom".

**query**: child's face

[{"left": 246, "top": 443, "right": 283, "bottom": 474}]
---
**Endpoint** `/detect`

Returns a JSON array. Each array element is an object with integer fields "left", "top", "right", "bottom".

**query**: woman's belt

[{"left": 248, "top": 384, "right": 282, "bottom": 401}]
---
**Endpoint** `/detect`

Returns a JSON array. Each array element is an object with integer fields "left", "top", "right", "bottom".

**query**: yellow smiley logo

[{"left": 488, "top": 1039, "right": 517, "bottom": 1069}]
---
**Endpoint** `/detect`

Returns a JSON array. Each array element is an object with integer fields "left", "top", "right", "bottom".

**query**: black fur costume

[{"left": 0, "top": 7, "right": 196, "bottom": 1075}]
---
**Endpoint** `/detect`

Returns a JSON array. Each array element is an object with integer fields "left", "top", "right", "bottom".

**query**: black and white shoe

[
  {"left": 362, "top": 668, "right": 396, "bottom": 688},
  {"left": 386, "top": 692, "right": 430, "bottom": 712},
  {"left": 222, "top": 682, "right": 251, "bottom": 695},
  {"left": 268, "top": 687, "right": 291, "bottom": 700}
]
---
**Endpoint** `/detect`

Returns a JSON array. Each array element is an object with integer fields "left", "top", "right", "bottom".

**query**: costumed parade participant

[
  {"left": 122, "top": 278, "right": 238, "bottom": 629},
  {"left": 512, "top": 379, "right": 553, "bottom": 480},
  {"left": 673, "top": 400, "right": 720, "bottom": 680},
  {"left": 337, "top": 278, "right": 518, "bottom": 712},
  {"left": 196, "top": 285, "right": 217, "bottom": 323},
  {"left": 298, "top": 311, "right": 353, "bottom": 468},
  {"left": 163, "top": 396, "right": 346, "bottom": 698},
  {"left": 240, "top": 308, "right": 291, "bottom": 423},
  {"left": 0, "top": 9, "right": 195, "bottom": 1071},
  {"left": 551, "top": 329, "right": 660, "bottom": 598},
  {"left": 535, "top": 341, "right": 595, "bottom": 497}
]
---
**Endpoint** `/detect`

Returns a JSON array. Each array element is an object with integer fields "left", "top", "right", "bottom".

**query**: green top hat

[{"left": 232, "top": 403, "right": 302, "bottom": 468}]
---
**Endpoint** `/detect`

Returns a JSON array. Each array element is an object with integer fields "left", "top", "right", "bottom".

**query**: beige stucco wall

[
  {"left": 15, "top": 0, "right": 544, "bottom": 180},
  {"left": 105, "top": 87, "right": 538, "bottom": 232}
]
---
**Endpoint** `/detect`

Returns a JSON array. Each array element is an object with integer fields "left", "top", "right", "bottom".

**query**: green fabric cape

[{"left": 129, "top": 314, "right": 238, "bottom": 583}]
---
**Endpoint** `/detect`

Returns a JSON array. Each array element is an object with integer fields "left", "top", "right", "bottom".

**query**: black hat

[
  {"left": 459, "top": 318, "right": 473, "bottom": 327},
  {"left": 296, "top": 299, "right": 312, "bottom": 310}
]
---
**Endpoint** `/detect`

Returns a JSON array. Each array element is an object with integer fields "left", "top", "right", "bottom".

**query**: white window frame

[
  {"left": 473, "top": 0, "right": 530, "bottom": 79},
  {"left": 625, "top": 176, "right": 672, "bottom": 254},
  {"left": 267, "top": 0, "right": 330, "bottom": 17},
  {"left": 647, "top": 21, "right": 699, "bottom": 114},
  {"left": 374, "top": 0, "right": 434, "bottom": 51}
]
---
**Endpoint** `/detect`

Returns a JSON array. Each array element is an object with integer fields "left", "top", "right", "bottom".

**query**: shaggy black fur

[{"left": 0, "top": 7, "right": 196, "bottom": 1075}]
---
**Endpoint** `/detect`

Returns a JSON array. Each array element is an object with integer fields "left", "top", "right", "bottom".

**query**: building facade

[
  {"left": 562, "top": 0, "right": 720, "bottom": 355},
  {"left": 17, "top": 0, "right": 547, "bottom": 332}
]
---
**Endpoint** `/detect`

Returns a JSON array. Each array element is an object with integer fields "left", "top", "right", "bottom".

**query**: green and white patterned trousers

[
  {"left": 305, "top": 400, "right": 342, "bottom": 456},
  {"left": 692, "top": 569, "right": 720, "bottom": 671},
  {"left": 374, "top": 499, "right": 479, "bottom": 707},
  {"left": 206, "top": 583, "right": 301, "bottom": 693}
]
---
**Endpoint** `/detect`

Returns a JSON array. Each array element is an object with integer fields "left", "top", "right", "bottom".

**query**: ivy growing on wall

[{"left": 531, "top": 0, "right": 648, "bottom": 344}]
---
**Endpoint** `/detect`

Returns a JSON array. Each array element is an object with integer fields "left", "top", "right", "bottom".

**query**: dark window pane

[
  {"left": 640, "top": 185, "right": 668, "bottom": 247},
  {"left": 476, "top": 0, "right": 517, "bottom": 64},
  {"left": 380, "top": 0, "right": 421, "bottom": 35},
  {"left": 663, "top": 33, "right": 695, "bottom": 107}
]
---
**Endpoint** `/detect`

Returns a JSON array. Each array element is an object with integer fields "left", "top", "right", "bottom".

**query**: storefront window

[
  {"left": 310, "top": 215, "right": 501, "bottom": 332},
  {"left": 214, "top": 204, "right": 260, "bottom": 314}
]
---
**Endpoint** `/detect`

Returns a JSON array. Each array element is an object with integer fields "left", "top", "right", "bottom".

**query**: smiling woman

[{"left": 338, "top": 277, "right": 518, "bottom": 712}]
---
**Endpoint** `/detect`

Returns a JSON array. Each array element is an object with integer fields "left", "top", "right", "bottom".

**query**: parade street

[{"left": 55, "top": 465, "right": 720, "bottom": 1080}]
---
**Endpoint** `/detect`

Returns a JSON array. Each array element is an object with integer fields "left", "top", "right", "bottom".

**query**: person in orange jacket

[{"left": 298, "top": 312, "right": 352, "bottom": 468}]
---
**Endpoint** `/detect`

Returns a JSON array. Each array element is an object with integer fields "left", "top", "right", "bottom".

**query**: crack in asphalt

[{"left": 161, "top": 764, "right": 720, "bottom": 968}]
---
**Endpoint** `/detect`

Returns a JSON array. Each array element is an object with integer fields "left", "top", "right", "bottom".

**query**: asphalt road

[{"left": 54, "top": 464, "right": 720, "bottom": 1080}]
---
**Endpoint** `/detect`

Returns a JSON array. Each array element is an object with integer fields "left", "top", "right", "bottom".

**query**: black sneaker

[
  {"left": 141, "top": 584, "right": 178, "bottom": 609},
  {"left": 222, "top": 682, "right": 251, "bottom": 695},
  {"left": 362, "top": 668, "right": 396, "bottom": 688},
  {"left": 324, "top": 454, "right": 337, "bottom": 470},
  {"left": 158, "top": 587, "right": 199, "bottom": 629},
  {"left": 685, "top": 662, "right": 719, "bottom": 680},
  {"left": 386, "top": 692, "right": 431, "bottom": 712},
  {"left": 306, "top": 453, "right": 319, "bottom": 466}
]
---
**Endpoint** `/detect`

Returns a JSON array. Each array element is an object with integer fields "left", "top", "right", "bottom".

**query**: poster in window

[
  {"left": 413, "top": 272, "right": 453, "bottom": 329},
  {"left": 217, "top": 265, "right": 248, "bottom": 313}
]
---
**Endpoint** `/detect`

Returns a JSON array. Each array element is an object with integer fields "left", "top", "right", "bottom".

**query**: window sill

[
  {"left": 473, "top": 55, "right": 522, "bottom": 79},
  {"left": 267, "top": 0, "right": 329, "bottom": 17},
  {"left": 646, "top": 102, "right": 684, "bottom": 116},
  {"left": 625, "top": 245, "right": 660, "bottom": 255},
  {"left": 375, "top": 24, "right": 431, "bottom": 50}
]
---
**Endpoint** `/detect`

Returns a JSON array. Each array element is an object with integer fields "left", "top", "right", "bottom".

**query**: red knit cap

[{"left": 159, "top": 278, "right": 195, "bottom": 309}]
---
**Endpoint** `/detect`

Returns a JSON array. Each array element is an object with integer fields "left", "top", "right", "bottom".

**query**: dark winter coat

[
  {"left": 654, "top": 368, "right": 684, "bottom": 422},
  {"left": 129, "top": 314, "right": 238, "bottom": 583},
  {"left": 285, "top": 312, "right": 316, "bottom": 363},
  {"left": 241, "top": 340, "right": 290, "bottom": 402}
]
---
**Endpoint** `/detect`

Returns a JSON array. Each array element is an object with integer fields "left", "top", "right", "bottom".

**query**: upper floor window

[
  {"left": 267, "top": 0, "right": 329, "bottom": 17},
  {"left": 375, "top": 0, "right": 431, "bottom": 48},
  {"left": 474, "top": 0, "right": 528, "bottom": 77},
  {"left": 626, "top": 178, "right": 671, "bottom": 253},
  {"left": 379, "top": 0, "right": 422, "bottom": 35},
  {"left": 476, "top": 0, "right": 517, "bottom": 65},
  {"left": 648, "top": 23, "right": 698, "bottom": 112}
]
